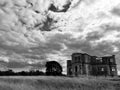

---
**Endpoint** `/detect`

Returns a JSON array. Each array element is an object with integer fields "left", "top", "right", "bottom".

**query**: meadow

[{"left": 0, "top": 76, "right": 119, "bottom": 90}]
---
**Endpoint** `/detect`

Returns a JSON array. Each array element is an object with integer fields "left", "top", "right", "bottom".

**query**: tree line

[
  {"left": 0, "top": 61, "right": 64, "bottom": 76},
  {"left": 0, "top": 69, "right": 45, "bottom": 76}
]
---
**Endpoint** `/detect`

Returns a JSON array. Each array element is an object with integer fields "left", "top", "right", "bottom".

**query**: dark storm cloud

[
  {"left": 111, "top": 7, "right": 120, "bottom": 16},
  {"left": 39, "top": 16, "right": 62, "bottom": 32},
  {"left": 6, "top": 61, "right": 27, "bottom": 68},
  {"left": 47, "top": 33, "right": 73, "bottom": 43},
  {"left": 45, "top": 33, "right": 92, "bottom": 55},
  {"left": 41, "top": 32, "right": 116, "bottom": 57},
  {"left": 65, "top": 40, "right": 92, "bottom": 54},
  {"left": 100, "top": 23, "right": 120, "bottom": 31},
  {"left": 29, "top": 33, "right": 72, "bottom": 55},
  {"left": 65, "top": 38, "right": 117, "bottom": 56},
  {"left": 86, "top": 31, "right": 103, "bottom": 41},
  {"left": 22, "top": 54, "right": 42, "bottom": 60},
  {"left": 0, "top": 42, "right": 30, "bottom": 54},
  {"left": 0, "top": 60, "right": 44, "bottom": 69},
  {"left": 47, "top": 32, "right": 118, "bottom": 57},
  {"left": 49, "top": 1, "right": 71, "bottom": 12},
  {"left": 0, "top": 61, "right": 27, "bottom": 68},
  {"left": 92, "top": 42, "right": 115, "bottom": 55}
]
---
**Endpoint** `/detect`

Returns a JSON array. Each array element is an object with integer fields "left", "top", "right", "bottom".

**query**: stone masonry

[{"left": 67, "top": 53, "right": 117, "bottom": 76}]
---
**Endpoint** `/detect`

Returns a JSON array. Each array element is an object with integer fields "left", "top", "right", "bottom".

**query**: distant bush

[{"left": 45, "top": 61, "right": 63, "bottom": 76}]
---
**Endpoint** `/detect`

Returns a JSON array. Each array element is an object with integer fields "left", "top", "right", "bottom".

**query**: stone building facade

[{"left": 67, "top": 53, "right": 117, "bottom": 76}]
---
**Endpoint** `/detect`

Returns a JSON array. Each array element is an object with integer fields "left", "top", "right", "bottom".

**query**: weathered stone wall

[{"left": 67, "top": 53, "right": 117, "bottom": 76}]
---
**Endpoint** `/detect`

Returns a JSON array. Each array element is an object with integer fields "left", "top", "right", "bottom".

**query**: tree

[{"left": 45, "top": 61, "right": 62, "bottom": 76}]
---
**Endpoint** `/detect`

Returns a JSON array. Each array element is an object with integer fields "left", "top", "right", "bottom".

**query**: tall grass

[{"left": 0, "top": 76, "right": 119, "bottom": 90}]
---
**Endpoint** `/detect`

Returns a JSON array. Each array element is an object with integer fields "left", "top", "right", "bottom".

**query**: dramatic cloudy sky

[{"left": 0, "top": 0, "right": 120, "bottom": 74}]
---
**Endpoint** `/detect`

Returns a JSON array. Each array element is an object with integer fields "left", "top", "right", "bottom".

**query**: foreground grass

[{"left": 0, "top": 76, "right": 119, "bottom": 90}]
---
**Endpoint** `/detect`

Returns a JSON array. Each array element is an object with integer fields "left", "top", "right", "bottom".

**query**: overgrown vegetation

[{"left": 0, "top": 76, "right": 119, "bottom": 90}]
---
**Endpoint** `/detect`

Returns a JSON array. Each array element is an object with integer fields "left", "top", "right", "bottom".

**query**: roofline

[{"left": 71, "top": 53, "right": 115, "bottom": 58}]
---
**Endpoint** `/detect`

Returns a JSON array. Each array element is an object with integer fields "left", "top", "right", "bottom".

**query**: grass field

[{"left": 0, "top": 76, "right": 119, "bottom": 90}]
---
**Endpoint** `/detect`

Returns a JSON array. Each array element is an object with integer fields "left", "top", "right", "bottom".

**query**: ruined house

[{"left": 67, "top": 53, "right": 117, "bottom": 76}]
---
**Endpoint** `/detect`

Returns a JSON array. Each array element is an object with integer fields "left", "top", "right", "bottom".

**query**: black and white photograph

[{"left": 0, "top": 0, "right": 120, "bottom": 90}]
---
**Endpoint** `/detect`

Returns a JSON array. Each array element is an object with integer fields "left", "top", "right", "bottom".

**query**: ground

[{"left": 0, "top": 76, "right": 119, "bottom": 90}]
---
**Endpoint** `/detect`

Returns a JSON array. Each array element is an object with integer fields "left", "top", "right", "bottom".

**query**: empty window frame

[
  {"left": 110, "top": 58, "right": 114, "bottom": 63},
  {"left": 101, "top": 67, "right": 104, "bottom": 71},
  {"left": 111, "top": 67, "right": 116, "bottom": 71}
]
